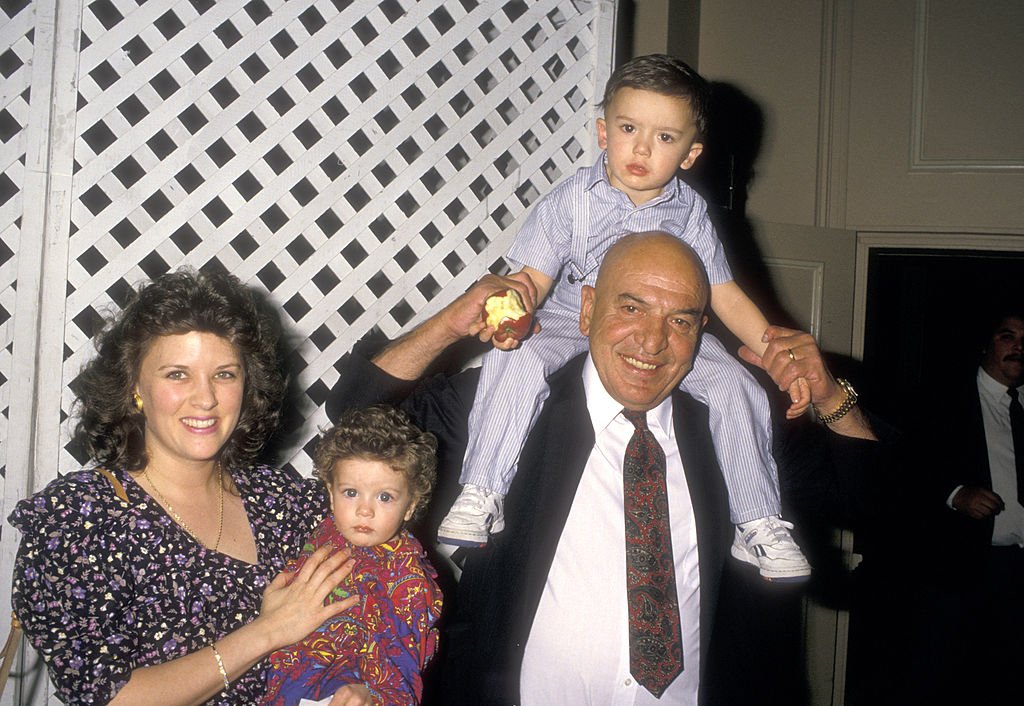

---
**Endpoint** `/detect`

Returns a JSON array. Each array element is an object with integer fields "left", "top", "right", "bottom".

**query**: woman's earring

[{"left": 132, "top": 393, "right": 143, "bottom": 412}]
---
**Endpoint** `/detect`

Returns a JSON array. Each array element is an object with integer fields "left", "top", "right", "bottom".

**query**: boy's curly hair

[
  {"left": 314, "top": 405, "right": 438, "bottom": 520},
  {"left": 600, "top": 53, "right": 710, "bottom": 140}
]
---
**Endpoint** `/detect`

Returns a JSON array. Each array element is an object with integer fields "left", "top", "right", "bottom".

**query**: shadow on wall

[
  {"left": 685, "top": 80, "right": 814, "bottom": 706},
  {"left": 686, "top": 81, "right": 801, "bottom": 351}
]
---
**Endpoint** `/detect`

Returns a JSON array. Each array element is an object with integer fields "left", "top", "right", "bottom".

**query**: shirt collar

[
  {"left": 582, "top": 154, "right": 609, "bottom": 193},
  {"left": 978, "top": 366, "right": 1015, "bottom": 405},
  {"left": 583, "top": 354, "right": 675, "bottom": 438}
]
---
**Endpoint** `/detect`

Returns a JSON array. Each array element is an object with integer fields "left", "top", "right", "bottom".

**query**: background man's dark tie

[{"left": 1008, "top": 386, "right": 1024, "bottom": 506}]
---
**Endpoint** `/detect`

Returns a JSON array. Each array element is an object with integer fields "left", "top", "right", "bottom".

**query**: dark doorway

[{"left": 861, "top": 246, "right": 1024, "bottom": 432}]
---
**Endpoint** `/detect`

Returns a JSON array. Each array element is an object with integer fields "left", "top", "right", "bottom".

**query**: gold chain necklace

[{"left": 143, "top": 464, "right": 224, "bottom": 551}]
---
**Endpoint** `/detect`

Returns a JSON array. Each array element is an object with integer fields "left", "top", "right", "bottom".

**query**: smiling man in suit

[{"left": 329, "top": 232, "right": 878, "bottom": 704}]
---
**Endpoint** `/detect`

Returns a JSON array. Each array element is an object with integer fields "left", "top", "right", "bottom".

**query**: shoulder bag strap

[
  {"left": 95, "top": 466, "right": 130, "bottom": 503},
  {"left": 0, "top": 612, "right": 22, "bottom": 696}
]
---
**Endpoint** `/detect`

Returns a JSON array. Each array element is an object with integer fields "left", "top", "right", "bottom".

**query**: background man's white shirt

[{"left": 978, "top": 367, "right": 1024, "bottom": 546}]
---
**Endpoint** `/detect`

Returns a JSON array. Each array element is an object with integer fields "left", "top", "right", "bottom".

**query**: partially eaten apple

[{"left": 485, "top": 289, "right": 533, "bottom": 343}]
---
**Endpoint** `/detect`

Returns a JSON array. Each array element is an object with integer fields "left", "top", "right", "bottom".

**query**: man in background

[{"left": 929, "top": 305, "right": 1024, "bottom": 705}]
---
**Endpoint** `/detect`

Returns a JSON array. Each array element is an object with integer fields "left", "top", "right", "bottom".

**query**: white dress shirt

[
  {"left": 977, "top": 367, "right": 1024, "bottom": 546},
  {"left": 520, "top": 355, "right": 701, "bottom": 705}
]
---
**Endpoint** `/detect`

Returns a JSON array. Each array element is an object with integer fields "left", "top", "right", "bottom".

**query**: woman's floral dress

[{"left": 8, "top": 464, "right": 328, "bottom": 705}]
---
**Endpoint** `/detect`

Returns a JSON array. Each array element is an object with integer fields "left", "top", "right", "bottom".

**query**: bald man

[{"left": 329, "top": 232, "right": 877, "bottom": 705}]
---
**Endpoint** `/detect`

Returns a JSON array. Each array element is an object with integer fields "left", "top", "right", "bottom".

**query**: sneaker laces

[
  {"left": 448, "top": 484, "right": 505, "bottom": 532},
  {"left": 744, "top": 516, "right": 796, "bottom": 546},
  {"left": 452, "top": 484, "right": 500, "bottom": 512}
]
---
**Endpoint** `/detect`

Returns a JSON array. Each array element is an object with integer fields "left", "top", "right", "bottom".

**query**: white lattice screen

[{"left": 0, "top": 0, "right": 616, "bottom": 701}]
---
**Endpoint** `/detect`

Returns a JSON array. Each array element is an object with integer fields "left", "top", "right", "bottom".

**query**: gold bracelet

[
  {"left": 210, "top": 643, "right": 229, "bottom": 692},
  {"left": 814, "top": 378, "right": 859, "bottom": 424}
]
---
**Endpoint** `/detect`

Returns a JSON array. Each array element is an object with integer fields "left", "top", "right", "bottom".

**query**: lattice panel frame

[
  {"left": 0, "top": 2, "right": 33, "bottom": 488},
  {"left": 2, "top": 0, "right": 614, "bottom": 479},
  {"left": 55, "top": 0, "right": 614, "bottom": 475}
]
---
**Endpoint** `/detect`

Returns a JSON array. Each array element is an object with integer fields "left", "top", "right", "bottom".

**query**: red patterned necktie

[{"left": 621, "top": 408, "right": 683, "bottom": 697}]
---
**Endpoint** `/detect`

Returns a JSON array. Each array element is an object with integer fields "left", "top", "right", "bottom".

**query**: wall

[
  {"left": 667, "top": 0, "right": 1024, "bottom": 235},
  {"left": 632, "top": 2, "right": 1024, "bottom": 704},
  {"left": 697, "top": 0, "right": 827, "bottom": 227}
]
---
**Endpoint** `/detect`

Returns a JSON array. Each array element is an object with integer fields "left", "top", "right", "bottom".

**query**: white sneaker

[
  {"left": 730, "top": 515, "right": 811, "bottom": 582},
  {"left": 437, "top": 484, "right": 505, "bottom": 547}
]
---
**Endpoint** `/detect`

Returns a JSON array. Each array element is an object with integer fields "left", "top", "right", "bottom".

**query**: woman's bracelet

[{"left": 210, "top": 642, "right": 229, "bottom": 692}]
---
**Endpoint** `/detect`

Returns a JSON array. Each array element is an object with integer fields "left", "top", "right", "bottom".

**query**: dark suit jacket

[
  {"left": 926, "top": 371, "right": 997, "bottom": 560},
  {"left": 329, "top": 342, "right": 890, "bottom": 705},
  {"left": 331, "top": 348, "right": 731, "bottom": 704},
  {"left": 908, "top": 372, "right": 1024, "bottom": 705}
]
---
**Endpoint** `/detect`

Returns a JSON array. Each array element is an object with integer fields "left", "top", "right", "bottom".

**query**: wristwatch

[{"left": 815, "top": 378, "right": 858, "bottom": 425}]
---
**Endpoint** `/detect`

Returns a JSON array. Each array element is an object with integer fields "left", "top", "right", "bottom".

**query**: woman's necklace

[{"left": 143, "top": 464, "right": 225, "bottom": 551}]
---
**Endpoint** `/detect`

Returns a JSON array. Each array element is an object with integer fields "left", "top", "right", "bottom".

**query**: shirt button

[{"left": 625, "top": 677, "right": 633, "bottom": 686}]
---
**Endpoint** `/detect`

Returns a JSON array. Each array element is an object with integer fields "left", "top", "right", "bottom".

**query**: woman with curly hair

[{"left": 9, "top": 269, "right": 358, "bottom": 705}]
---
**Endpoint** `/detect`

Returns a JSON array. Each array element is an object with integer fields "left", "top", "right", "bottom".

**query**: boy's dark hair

[
  {"left": 600, "top": 53, "right": 711, "bottom": 140},
  {"left": 314, "top": 405, "right": 438, "bottom": 520}
]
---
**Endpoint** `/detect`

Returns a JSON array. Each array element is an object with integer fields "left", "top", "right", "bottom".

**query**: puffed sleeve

[
  {"left": 241, "top": 464, "right": 331, "bottom": 572},
  {"left": 504, "top": 184, "right": 572, "bottom": 280},
  {"left": 8, "top": 471, "right": 138, "bottom": 704}
]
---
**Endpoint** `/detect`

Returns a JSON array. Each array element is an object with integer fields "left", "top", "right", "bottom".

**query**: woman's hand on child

[
  {"left": 328, "top": 683, "right": 373, "bottom": 705},
  {"left": 256, "top": 545, "right": 358, "bottom": 650}
]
